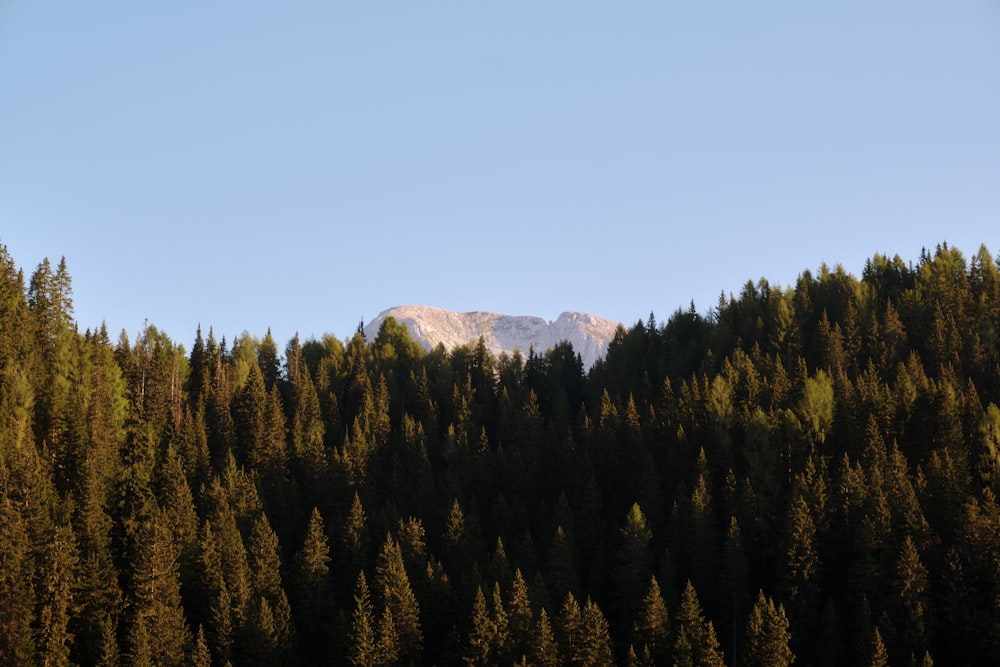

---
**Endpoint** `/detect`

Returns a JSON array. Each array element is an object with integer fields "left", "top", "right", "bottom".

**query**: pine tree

[
  {"left": 294, "top": 507, "right": 334, "bottom": 664},
  {"left": 672, "top": 581, "right": 725, "bottom": 667},
  {"left": 28, "top": 256, "right": 76, "bottom": 472},
  {"left": 156, "top": 445, "right": 200, "bottom": 598},
  {"left": 375, "top": 598, "right": 401, "bottom": 666},
  {"left": 71, "top": 447, "right": 123, "bottom": 666},
  {"left": 37, "top": 523, "right": 78, "bottom": 666},
  {"left": 0, "top": 499, "right": 36, "bottom": 665},
  {"left": 743, "top": 590, "right": 794, "bottom": 667},
  {"left": 530, "top": 608, "right": 559, "bottom": 667},
  {"left": 285, "top": 336, "right": 327, "bottom": 505},
  {"left": 782, "top": 494, "right": 820, "bottom": 648},
  {"left": 245, "top": 513, "right": 294, "bottom": 657},
  {"left": 868, "top": 627, "right": 889, "bottom": 667},
  {"left": 192, "top": 625, "right": 212, "bottom": 667},
  {"left": 890, "top": 535, "right": 928, "bottom": 660},
  {"left": 557, "top": 592, "right": 584, "bottom": 665},
  {"left": 634, "top": 576, "right": 669, "bottom": 664},
  {"left": 349, "top": 571, "right": 378, "bottom": 667},
  {"left": 613, "top": 503, "right": 654, "bottom": 634},
  {"left": 129, "top": 514, "right": 193, "bottom": 667},
  {"left": 579, "top": 597, "right": 615, "bottom": 666},
  {"left": 507, "top": 568, "right": 534, "bottom": 659},
  {"left": 125, "top": 614, "right": 155, "bottom": 667},
  {"left": 197, "top": 520, "right": 234, "bottom": 664},
  {"left": 464, "top": 586, "right": 495, "bottom": 666},
  {"left": 339, "top": 491, "right": 370, "bottom": 601},
  {"left": 374, "top": 533, "right": 423, "bottom": 661}
]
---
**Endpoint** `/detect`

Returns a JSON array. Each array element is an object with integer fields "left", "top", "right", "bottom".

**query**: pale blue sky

[{"left": 2, "top": 2, "right": 998, "bottom": 351}]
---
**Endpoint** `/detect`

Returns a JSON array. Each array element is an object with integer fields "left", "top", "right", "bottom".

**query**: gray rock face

[{"left": 363, "top": 305, "right": 621, "bottom": 369}]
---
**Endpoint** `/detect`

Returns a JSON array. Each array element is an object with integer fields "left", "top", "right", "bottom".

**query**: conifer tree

[
  {"left": 0, "top": 499, "right": 36, "bottom": 665},
  {"left": 890, "top": 535, "right": 928, "bottom": 660},
  {"left": 634, "top": 576, "right": 669, "bottom": 664},
  {"left": 37, "top": 523, "right": 78, "bottom": 666},
  {"left": 672, "top": 581, "right": 725, "bottom": 667},
  {"left": 286, "top": 336, "right": 327, "bottom": 505},
  {"left": 129, "top": 514, "right": 193, "bottom": 667},
  {"left": 557, "top": 592, "right": 584, "bottom": 665},
  {"left": 349, "top": 571, "right": 378, "bottom": 667},
  {"left": 531, "top": 607, "right": 559, "bottom": 667},
  {"left": 293, "top": 507, "right": 334, "bottom": 665},
  {"left": 869, "top": 627, "right": 889, "bottom": 667},
  {"left": 246, "top": 513, "right": 295, "bottom": 657},
  {"left": 125, "top": 614, "right": 155, "bottom": 667},
  {"left": 743, "top": 590, "right": 794, "bottom": 667},
  {"left": 338, "top": 491, "right": 370, "bottom": 605},
  {"left": 613, "top": 502, "right": 654, "bottom": 633},
  {"left": 376, "top": 597, "right": 401, "bottom": 666},
  {"left": 782, "top": 494, "right": 820, "bottom": 645},
  {"left": 465, "top": 586, "right": 495, "bottom": 666},
  {"left": 192, "top": 625, "right": 212, "bottom": 667},
  {"left": 507, "top": 568, "right": 534, "bottom": 659},
  {"left": 198, "top": 520, "right": 234, "bottom": 665},
  {"left": 579, "top": 597, "right": 615, "bottom": 666},
  {"left": 27, "top": 256, "right": 76, "bottom": 469},
  {"left": 374, "top": 533, "right": 423, "bottom": 661}
]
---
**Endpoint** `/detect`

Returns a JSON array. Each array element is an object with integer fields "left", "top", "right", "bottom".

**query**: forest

[{"left": 2, "top": 241, "right": 1000, "bottom": 666}]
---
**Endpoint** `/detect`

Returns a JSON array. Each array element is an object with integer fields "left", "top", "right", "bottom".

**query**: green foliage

[
  {"left": 743, "top": 590, "right": 794, "bottom": 667},
  {"left": 5, "top": 242, "right": 1000, "bottom": 664}
]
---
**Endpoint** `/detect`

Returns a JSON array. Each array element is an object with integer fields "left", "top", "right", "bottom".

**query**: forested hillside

[{"left": 3, "top": 241, "right": 1000, "bottom": 666}]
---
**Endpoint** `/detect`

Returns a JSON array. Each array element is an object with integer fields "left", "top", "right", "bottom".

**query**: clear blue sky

[{"left": 2, "top": 2, "right": 998, "bottom": 352}]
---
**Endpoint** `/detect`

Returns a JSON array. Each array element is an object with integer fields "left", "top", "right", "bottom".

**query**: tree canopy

[{"left": 3, "top": 240, "right": 999, "bottom": 665}]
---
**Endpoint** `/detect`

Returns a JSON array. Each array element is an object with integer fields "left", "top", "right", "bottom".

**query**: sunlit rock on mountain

[{"left": 363, "top": 305, "right": 621, "bottom": 369}]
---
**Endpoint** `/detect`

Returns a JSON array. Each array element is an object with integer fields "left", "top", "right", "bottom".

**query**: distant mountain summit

[{"left": 363, "top": 305, "right": 621, "bottom": 369}]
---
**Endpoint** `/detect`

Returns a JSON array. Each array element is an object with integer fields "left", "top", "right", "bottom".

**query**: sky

[{"left": 2, "top": 1, "right": 998, "bottom": 353}]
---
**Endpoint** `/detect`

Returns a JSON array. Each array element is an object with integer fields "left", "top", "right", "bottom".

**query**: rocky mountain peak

[{"left": 363, "top": 305, "right": 621, "bottom": 369}]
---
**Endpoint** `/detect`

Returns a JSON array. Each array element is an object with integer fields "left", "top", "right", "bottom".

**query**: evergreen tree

[
  {"left": 293, "top": 507, "right": 334, "bottom": 664},
  {"left": 464, "top": 586, "right": 496, "bottom": 666},
  {"left": 613, "top": 503, "right": 654, "bottom": 635},
  {"left": 192, "top": 625, "right": 212, "bottom": 667},
  {"left": 743, "top": 590, "right": 794, "bottom": 667},
  {"left": 507, "top": 568, "right": 534, "bottom": 660},
  {"left": 557, "top": 592, "right": 584, "bottom": 665},
  {"left": 37, "top": 523, "right": 78, "bottom": 666},
  {"left": 672, "top": 581, "right": 725, "bottom": 667},
  {"left": 245, "top": 513, "right": 295, "bottom": 658},
  {"left": 27, "top": 256, "right": 76, "bottom": 470},
  {"left": 890, "top": 535, "right": 928, "bottom": 660},
  {"left": 0, "top": 498, "right": 36, "bottom": 665},
  {"left": 375, "top": 598, "right": 401, "bottom": 666},
  {"left": 579, "top": 597, "right": 615, "bottom": 666},
  {"left": 782, "top": 494, "right": 820, "bottom": 649},
  {"left": 349, "top": 571, "right": 379, "bottom": 667},
  {"left": 634, "top": 576, "right": 669, "bottom": 664},
  {"left": 531, "top": 607, "right": 560, "bottom": 667},
  {"left": 374, "top": 532, "right": 423, "bottom": 661},
  {"left": 129, "top": 514, "right": 193, "bottom": 667},
  {"left": 868, "top": 627, "right": 889, "bottom": 667}
]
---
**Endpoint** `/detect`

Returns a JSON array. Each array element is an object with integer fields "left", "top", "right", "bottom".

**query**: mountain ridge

[{"left": 363, "top": 305, "right": 621, "bottom": 368}]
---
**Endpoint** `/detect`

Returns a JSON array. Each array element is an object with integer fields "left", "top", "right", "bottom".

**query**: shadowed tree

[
  {"left": 375, "top": 532, "right": 423, "bottom": 662},
  {"left": 634, "top": 576, "right": 669, "bottom": 664},
  {"left": 743, "top": 590, "right": 794, "bottom": 667},
  {"left": 0, "top": 499, "right": 36, "bottom": 665},
  {"left": 672, "top": 581, "right": 725, "bottom": 667},
  {"left": 294, "top": 507, "right": 334, "bottom": 665},
  {"left": 613, "top": 503, "right": 654, "bottom": 635},
  {"left": 348, "top": 571, "right": 378, "bottom": 667}
]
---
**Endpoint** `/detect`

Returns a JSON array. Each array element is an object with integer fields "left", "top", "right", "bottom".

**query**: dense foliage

[{"left": 3, "top": 241, "right": 1000, "bottom": 666}]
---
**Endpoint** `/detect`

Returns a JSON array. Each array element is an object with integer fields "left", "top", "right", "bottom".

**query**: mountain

[{"left": 363, "top": 305, "right": 621, "bottom": 368}]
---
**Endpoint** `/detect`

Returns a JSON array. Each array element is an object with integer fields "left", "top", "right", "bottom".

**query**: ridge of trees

[{"left": 2, "top": 240, "right": 1000, "bottom": 665}]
